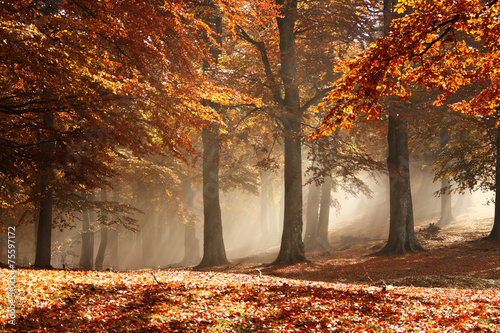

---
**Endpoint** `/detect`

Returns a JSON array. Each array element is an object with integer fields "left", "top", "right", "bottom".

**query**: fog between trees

[{"left": 2, "top": 167, "right": 493, "bottom": 271}]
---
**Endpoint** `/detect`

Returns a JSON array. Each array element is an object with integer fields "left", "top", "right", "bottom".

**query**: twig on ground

[
  {"left": 150, "top": 272, "right": 163, "bottom": 285},
  {"left": 362, "top": 265, "right": 374, "bottom": 283}
]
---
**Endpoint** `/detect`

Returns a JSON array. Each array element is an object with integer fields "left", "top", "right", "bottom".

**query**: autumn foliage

[
  {"left": 0, "top": 0, "right": 255, "bottom": 211},
  {"left": 316, "top": 0, "right": 500, "bottom": 134},
  {"left": 1, "top": 268, "right": 499, "bottom": 332}
]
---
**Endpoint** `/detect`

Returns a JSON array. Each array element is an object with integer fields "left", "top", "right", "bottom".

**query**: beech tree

[
  {"left": 316, "top": 0, "right": 500, "bottom": 245},
  {"left": 378, "top": 0, "right": 422, "bottom": 255},
  {"left": 180, "top": 177, "right": 201, "bottom": 266},
  {"left": 113, "top": 152, "right": 191, "bottom": 269},
  {"left": 78, "top": 192, "right": 94, "bottom": 270},
  {"left": 232, "top": 0, "right": 376, "bottom": 264},
  {"left": 271, "top": 0, "right": 307, "bottom": 264},
  {"left": 94, "top": 190, "right": 108, "bottom": 271},
  {"left": 304, "top": 124, "right": 381, "bottom": 251},
  {"left": 199, "top": 5, "right": 229, "bottom": 267},
  {"left": 432, "top": 114, "right": 497, "bottom": 223},
  {"left": 0, "top": 0, "right": 235, "bottom": 267}
]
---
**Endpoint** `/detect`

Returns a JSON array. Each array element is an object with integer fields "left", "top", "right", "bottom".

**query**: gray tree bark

[
  {"left": 197, "top": 8, "right": 228, "bottom": 268},
  {"left": 272, "top": 0, "right": 307, "bottom": 265},
  {"left": 108, "top": 189, "right": 119, "bottom": 269},
  {"left": 488, "top": 111, "right": 500, "bottom": 240},
  {"left": 304, "top": 182, "right": 320, "bottom": 250},
  {"left": 375, "top": 0, "right": 422, "bottom": 255},
  {"left": 34, "top": 112, "right": 55, "bottom": 268},
  {"left": 181, "top": 179, "right": 201, "bottom": 265},
  {"left": 317, "top": 176, "right": 333, "bottom": 249},
  {"left": 260, "top": 170, "right": 272, "bottom": 238},
  {"left": 79, "top": 192, "right": 93, "bottom": 270},
  {"left": 198, "top": 125, "right": 229, "bottom": 267},
  {"left": 437, "top": 127, "right": 454, "bottom": 227},
  {"left": 94, "top": 189, "right": 108, "bottom": 270},
  {"left": 376, "top": 107, "right": 422, "bottom": 255},
  {"left": 141, "top": 212, "right": 157, "bottom": 268}
]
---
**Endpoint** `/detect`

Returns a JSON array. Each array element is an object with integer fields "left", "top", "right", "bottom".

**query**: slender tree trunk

[
  {"left": 181, "top": 179, "right": 201, "bottom": 265},
  {"left": 109, "top": 227, "right": 118, "bottom": 268},
  {"left": 34, "top": 112, "right": 55, "bottom": 268},
  {"left": 141, "top": 212, "right": 157, "bottom": 268},
  {"left": 267, "top": 176, "right": 277, "bottom": 228},
  {"left": 108, "top": 189, "right": 119, "bottom": 269},
  {"left": 278, "top": 174, "right": 284, "bottom": 234},
  {"left": 273, "top": 0, "right": 307, "bottom": 265},
  {"left": 304, "top": 182, "right": 320, "bottom": 251},
  {"left": 94, "top": 227, "right": 108, "bottom": 270},
  {"left": 79, "top": 193, "right": 93, "bottom": 270},
  {"left": 89, "top": 192, "right": 95, "bottom": 265},
  {"left": 437, "top": 177, "right": 454, "bottom": 227},
  {"left": 0, "top": 209, "right": 4, "bottom": 262},
  {"left": 260, "top": 170, "right": 271, "bottom": 238},
  {"left": 94, "top": 189, "right": 108, "bottom": 270},
  {"left": 437, "top": 127, "right": 454, "bottom": 227},
  {"left": 263, "top": 174, "right": 278, "bottom": 247},
  {"left": 487, "top": 113, "right": 500, "bottom": 240},
  {"left": 317, "top": 176, "right": 333, "bottom": 249}
]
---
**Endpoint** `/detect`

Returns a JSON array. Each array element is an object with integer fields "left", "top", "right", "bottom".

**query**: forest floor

[
  {"left": 223, "top": 215, "right": 500, "bottom": 290},
  {"left": 1, "top": 215, "right": 499, "bottom": 331}
]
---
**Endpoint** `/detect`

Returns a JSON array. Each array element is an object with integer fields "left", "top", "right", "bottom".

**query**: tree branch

[
  {"left": 237, "top": 26, "right": 284, "bottom": 106},
  {"left": 299, "top": 87, "right": 333, "bottom": 113},
  {"left": 229, "top": 107, "right": 263, "bottom": 132}
]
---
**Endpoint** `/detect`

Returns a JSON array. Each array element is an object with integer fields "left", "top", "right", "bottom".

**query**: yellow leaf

[{"left": 395, "top": 3, "right": 406, "bottom": 14}]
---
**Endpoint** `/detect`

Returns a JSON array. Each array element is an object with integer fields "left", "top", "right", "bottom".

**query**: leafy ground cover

[
  {"left": 230, "top": 215, "right": 500, "bottom": 290},
  {"left": 1, "top": 216, "right": 499, "bottom": 332},
  {"left": 0, "top": 268, "right": 499, "bottom": 332}
]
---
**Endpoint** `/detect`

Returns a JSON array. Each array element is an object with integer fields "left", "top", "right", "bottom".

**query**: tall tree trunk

[
  {"left": 197, "top": 10, "right": 228, "bottom": 268},
  {"left": 260, "top": 170, "right": 271, "bottom": 237},
  {"left": 181, "top": 179, "right": 201, "bottom": 265},
  {"left": 487, "top": 113, "right": 500, "bottom": 240},
  {"left": 198, "top": 133, "right": 225, "bottom": 269},
  {"left": 79, "top": 192, "right": 93, "bottom": 270},
  {"left": 273, "top": 0, "right": 307, "bottom": 265},
  {"left": 317, "top": 176, "right": 333, "bottom": 249},
  {"left": 376, "top": 0, "right": 422, "bottom": 255},
  {"left": 437, "top": 127, "right": 454, "bottom": 227},
  {"left": 94, "top": 189, "right": 108, "bottom": 270},
  {"left": 278, "top": 174, "right": 285, "bottom": 234},
  {"left": 304, "top": 182, "right": 320, "bottom": 251},
  {"left": 437, "top": 177, "right": 454, "bottom": 227},
  {"left": 0, "top": 209, "right": 4, "bottom": 262},
  {"left": 267, "top": 175, "right": 277, "bottom": 229},
  {"left": 89, "top": 192, "right": 96, "bottom": 265},
  {"left": 141, "top": 212, "right": 157, "bottom": 268},
  {"left": 198, "top": 126, "right": 228, "bottom": 267},
  {"left": 94, "top": 227, "right": 108, "bottom": 270},
  {"left": 34, "top": 112, "right": 55, "bottom": 268},
  {"left": 108, "top": 189, "right": 119, "bottom": 269},
  {"left": 377, "top": 107, "right": 422, "bottom": 255},
  {"left": 108, "top": 227, "right": 118, "bottom": 268}
]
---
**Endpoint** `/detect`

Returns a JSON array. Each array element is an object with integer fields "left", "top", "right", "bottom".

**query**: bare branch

[{"left": 237, "top": 26, "right": 284, "bottom": 105}]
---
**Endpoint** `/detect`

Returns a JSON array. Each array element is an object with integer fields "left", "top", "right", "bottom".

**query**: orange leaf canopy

[
  {"left": 0, "top": 0, "right": 235, "bottom": 203},
  {"left": 316, "top": 0, "right": 500, "bottom": 136}
]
